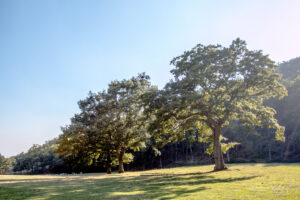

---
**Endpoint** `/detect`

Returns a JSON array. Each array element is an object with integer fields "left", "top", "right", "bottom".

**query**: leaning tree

[{"left": 149, "top": 38, "right": 287, "bottom": 170}]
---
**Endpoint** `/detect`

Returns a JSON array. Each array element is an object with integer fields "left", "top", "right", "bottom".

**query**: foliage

[
  {"left": 169, "top": 38, "right": 286, "bottom": 137},
  {"left": 145, "top": 38, "right": 287, "bottom": 170},
  {"left": 0, "top": 154, "right": 13, "bottom": 174},
  {"left": 13, "top": 139, "right": 64, "bottom": 174},
  {"left": 278, "top": 57, "right": 300, "bottom": 81},
  {"left": 56, "top": 73, "right": 154, "bottom": 173},
  {"left": 266, "top": 60, "right": 300, "bottom": 160},
  {"left": 222, "top": 58, "right": 300, "bottom": 162},
  {"left": 8, "top": 45, "right": 300, "bottom": 174}
]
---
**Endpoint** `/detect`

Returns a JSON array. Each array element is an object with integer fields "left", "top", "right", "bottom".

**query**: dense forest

[{"left": 1, "top": 43, "right": 299, "bottom": 175}]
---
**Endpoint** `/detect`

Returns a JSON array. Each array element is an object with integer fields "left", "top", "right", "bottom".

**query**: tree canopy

[
  {"left": 147, "top": 38, "right": 287, "bottom": 170},
  {"left": 56, "top": 73, "right": 154, "bottom": 173},
  {"left": 10, "top": 39, "right": 299, "bottom": 174},
  {"left": 0, "top": 154, "right": 12, "bottom": 174}
]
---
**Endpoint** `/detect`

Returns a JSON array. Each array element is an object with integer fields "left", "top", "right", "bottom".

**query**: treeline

[
  {"left": 0, "top": 154, "right": 14, "bottom": 174},
  {"left": 1, "top": 40, "right": 299, "bottom": 174},
  {"left": 12, "top": 139, "right": 65, "bottom": 174}
]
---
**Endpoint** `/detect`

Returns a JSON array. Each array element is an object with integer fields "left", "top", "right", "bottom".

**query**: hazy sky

[{"left": 0, "top": 0, "right": 299, "bottom": 157}]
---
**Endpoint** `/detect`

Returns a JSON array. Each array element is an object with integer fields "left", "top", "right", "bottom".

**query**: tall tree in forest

[
  {"left": 56, "top": 74, "right": 153, "bottom": 173},
  {"left": 106, "top": 73, "right": 153, "bottom": 173},
  {"left": 58, "top": 91, "right": 121, "bottom": 174},
  {"left": 149, "top": 38, "right": 287, "bottom": 170},
  {"left": 56, "top": 123, "right": 101, "bottom": 172}
]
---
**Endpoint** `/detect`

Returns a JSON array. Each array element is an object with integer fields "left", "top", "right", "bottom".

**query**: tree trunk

[
  {"left": 185, "top": 142, "right": 188, "bottom": 161},
  {"left": 227, "top": 150, "right": 230, "bottom": 163},
  {"left": 268, "top": 145, "right": 272, "bottom": 161},
  {"left": 190, "top": 146, "right": 193, "bottom": 162},
  {"left": 213, "top": 126, "right": 227, "bottom": 171},
  {"left": 159, "top": 156, "right": 163, "bottom": 169},
  {"left": 284, "top": 124, "right": 299, "bottom": 160},
  {"left": 106, "top": 152, "right": 112, "bottom": 174},
  {"left": 118, "top": 147, "right": 125, "bottom": 173},
  {"left": 106, "top": 165, "right": 112, "bottom": 174},
  {"left": 175, "top": 143, "right": 178, "bottom": 162}
]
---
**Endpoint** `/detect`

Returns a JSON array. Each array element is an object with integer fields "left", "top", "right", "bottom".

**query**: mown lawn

[{"left": 0, "top": 163, "right": 299, "bottom": 200}]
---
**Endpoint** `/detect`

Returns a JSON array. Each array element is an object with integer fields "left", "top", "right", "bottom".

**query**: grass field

[{"left": 0, "top": 163, "right": 299, "bottom": 200}]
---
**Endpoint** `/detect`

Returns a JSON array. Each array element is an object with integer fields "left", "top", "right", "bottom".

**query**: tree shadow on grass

[
  {"left": 262, "top": 163, "right": 300, "bottom": 167},
  {"left": 0, "top": 172, "right": 259, "bottom": 200},
  {"left": 140, "top": 171, "right": 215, "bottom": 177}
]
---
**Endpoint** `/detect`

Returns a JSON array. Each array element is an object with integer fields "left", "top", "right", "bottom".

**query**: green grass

[{"left": 0, "top": 163, "right": 299, "bottom": 200}]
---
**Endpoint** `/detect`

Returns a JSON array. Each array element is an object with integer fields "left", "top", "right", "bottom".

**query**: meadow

[{"left": 0, "top": 163, "right": 299, "bottom": 200}]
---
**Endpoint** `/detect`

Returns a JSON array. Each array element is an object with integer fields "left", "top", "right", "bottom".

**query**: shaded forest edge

[{"left": 1, "top": 48, "right": 300, "bottom": 175}]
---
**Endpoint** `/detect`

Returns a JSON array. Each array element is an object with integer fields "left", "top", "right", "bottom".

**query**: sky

[{"left": 0, "top": 0, "right": 300, "bottom": 157}]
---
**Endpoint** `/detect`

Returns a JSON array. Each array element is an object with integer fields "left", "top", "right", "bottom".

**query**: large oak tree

[{"left": 148, "top": 39, "right": 287, "bottom": 170}]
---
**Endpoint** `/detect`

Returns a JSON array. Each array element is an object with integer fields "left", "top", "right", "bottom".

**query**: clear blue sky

[{"left": 0, "top": 0, "right": 299, "bottom": 157}]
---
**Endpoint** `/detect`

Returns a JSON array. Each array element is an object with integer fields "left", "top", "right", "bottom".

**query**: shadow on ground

[{"left": 0, "top": 171, "right": 259, "bottom": 200}]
